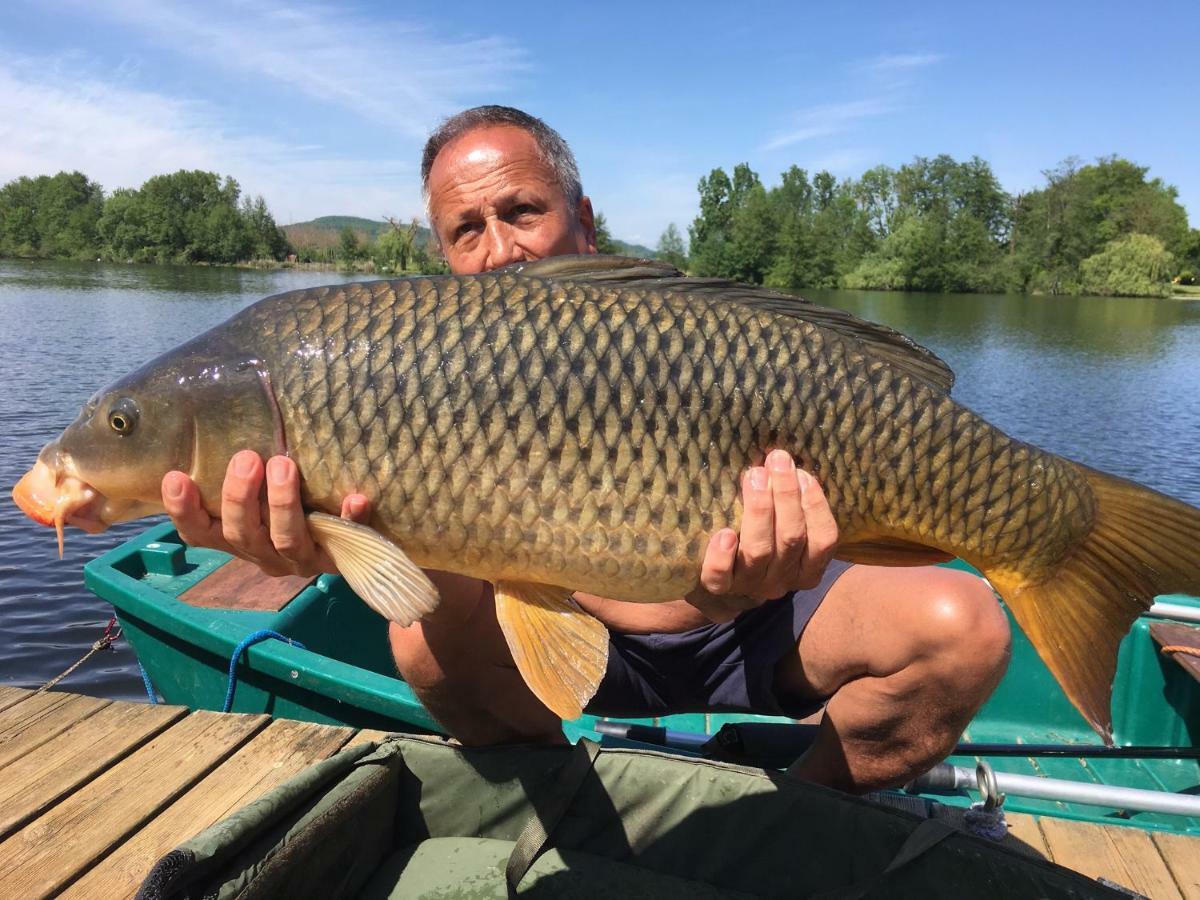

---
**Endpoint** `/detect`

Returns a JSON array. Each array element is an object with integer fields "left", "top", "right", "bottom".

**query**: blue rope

[
  {"left": 138, "top": 660, "right": 158, "bottom": 705},
  {"left": 223, "top": 629, "right": 306, "bottom": 713}
]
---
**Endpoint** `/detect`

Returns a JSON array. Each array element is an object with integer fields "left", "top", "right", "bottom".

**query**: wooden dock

[{"left": 0, "top": 685, "right": 1196, "bottom": 899}]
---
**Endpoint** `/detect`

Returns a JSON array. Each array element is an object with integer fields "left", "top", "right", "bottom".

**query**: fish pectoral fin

[
  {"left": 837, "top": 536, "right": 955, "bottom": 566},
  {"left": 306, "top": 512, "right": 439, "bottom": 627},
  {"left": 493, "top": 580, "right": 609, "bottom": 721}
]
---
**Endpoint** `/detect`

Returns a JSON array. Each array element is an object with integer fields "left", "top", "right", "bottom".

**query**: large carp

[{"left": 13, "top": 256, "right": 1200, "bottom": 739}]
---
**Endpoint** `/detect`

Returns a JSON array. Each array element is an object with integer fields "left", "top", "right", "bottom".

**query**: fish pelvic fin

[
  {"left": 493, "top": 580, "right": 610, "bottom": 721},
  {"left": 986, "top": 467, "right": 1200, "bottom": 745},
  {"left": 306, "top": 512, "right": 439, "bottom": 627}
]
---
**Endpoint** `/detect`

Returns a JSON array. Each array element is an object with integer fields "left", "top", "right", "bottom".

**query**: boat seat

[
  {"left": 358, "top": 836, "right": 754, "bottom": 899},
  {"left": 178, "top": 558, "right": 313, "bottom": 612},
  {"left": 1150, "top": 621, "right": 1200, "bottom": 683}
]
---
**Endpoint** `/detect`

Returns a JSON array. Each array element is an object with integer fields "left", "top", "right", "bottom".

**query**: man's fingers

[
  {"left": 762, "top": 450, "right": 807, "bottom": 595},
  {"left": 797, "top": 470, "right": 839, "bottom": 584},
  {"left": 340, "top": 493, "right": 371, "bottom": 523},
  {"left": 265, "top": 456, "right": 322, "bottom": 572},
  {"left": 219, "top": 450, "right": 280, "bottom": 568},
  {"left": 698, "top": 528, "right": 738, "bottom": 595},
  {"left": 733, "top": 466, "right": 775, "bottom": 593},
  {"left": 162, "top": 471, "right": 230, "bottom": 552}
]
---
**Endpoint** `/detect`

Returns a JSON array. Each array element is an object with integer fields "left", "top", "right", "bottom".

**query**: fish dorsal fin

[
  {"left": 511, "top": 254, "right": 683, "bottom": 282},
  {"left": 493, "top": 580, "right": 609, "bottom": 720},
  {"left": 513, "top": 256, "right": 954, "bottom": 394},
  {"left": 306, "top": 512, "right": 439, "bottom": 627}
]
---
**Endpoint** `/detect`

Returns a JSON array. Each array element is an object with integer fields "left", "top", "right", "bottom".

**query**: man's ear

[{"left": 577, "top": 196, "right": 597, "bottom": 254}]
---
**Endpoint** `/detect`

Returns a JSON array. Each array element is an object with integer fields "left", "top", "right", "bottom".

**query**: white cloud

[
  {"left": 864, "top": 52, "right": 945, "bottom": 72},
  {"left": 66, "top": 0, "right": 530, "bottom": 138},
  {"left": 0, "top": 54, "right": 423, "bottom": 223},
  {"left": 762, "top": 99, "right": 894, "bottom": 152}
]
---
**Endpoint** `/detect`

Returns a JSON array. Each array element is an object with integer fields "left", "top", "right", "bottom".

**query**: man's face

[{"left": 427, "top": 125, "right": 596, "bottom": 275}]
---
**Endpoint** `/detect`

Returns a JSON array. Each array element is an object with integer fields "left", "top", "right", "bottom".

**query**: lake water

[{"left": 2, "top": 260, "right": 1199, "bottom": 700}]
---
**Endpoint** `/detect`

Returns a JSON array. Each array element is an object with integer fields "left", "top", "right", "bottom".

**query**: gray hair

[{"left": 420, "top": 106, "right": 583, "bottom": 225}]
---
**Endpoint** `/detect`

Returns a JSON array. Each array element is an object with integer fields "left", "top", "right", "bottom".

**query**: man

[{"left": 162, "top": 106, "right": 1010, "bottom": 793}]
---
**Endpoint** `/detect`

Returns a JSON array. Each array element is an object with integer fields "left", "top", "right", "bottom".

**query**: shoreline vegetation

[{"left": 1, "top": 155, "right": 1198, "bottom": 298}]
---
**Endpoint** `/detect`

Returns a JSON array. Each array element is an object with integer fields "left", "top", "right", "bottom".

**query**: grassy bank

[{"left": 1172, "top": 284, "right": 1200, "bottom": 298}]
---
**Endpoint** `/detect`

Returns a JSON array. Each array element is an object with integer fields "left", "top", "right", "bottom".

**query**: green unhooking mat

[{"left": 136, "top": 735, "right": 1126, "bottom": 899}]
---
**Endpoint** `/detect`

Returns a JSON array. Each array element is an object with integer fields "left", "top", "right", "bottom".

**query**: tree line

[
  {"left": 0, "top": 170, "right": 291, "bottom": 264},
  {"left": 661, "top": 155, "right": 1198, "bottom": 297},
  {"left": 4, "top": 157, "right": 1198, "bottom": 297}
]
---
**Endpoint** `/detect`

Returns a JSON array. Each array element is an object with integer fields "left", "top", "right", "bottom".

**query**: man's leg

[
  {"left": 781, "top": 565, "right": 1010, "bottom": 793},
  {"left": 388, "top": 571, "right": 564, "bottom": 746}
]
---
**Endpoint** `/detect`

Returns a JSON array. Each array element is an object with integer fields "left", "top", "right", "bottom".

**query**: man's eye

[
  {"left": 511, "top": 204, "right": 538, "bottom": 218},
  {"left": 454, "top": 222, "right": 479, "bottom": 241}
]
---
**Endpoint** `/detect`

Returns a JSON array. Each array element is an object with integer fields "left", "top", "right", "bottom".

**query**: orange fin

[
  {"left": 986, "top": 467, "right": 1200, "bottom": 744},
  {"left": 494, "top": 581, "right": 609, "bottom": 721},
  {"left": 838, "top": 536, "right": 955, "bottom": 567}
]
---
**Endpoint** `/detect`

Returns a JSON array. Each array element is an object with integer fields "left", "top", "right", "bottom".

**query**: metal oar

[
  {"left": 907, "top": 763, "right": 1200, "bottom": 818},
  {"left": 593, "top": 720, "right": 1200, "bottom": 761}
]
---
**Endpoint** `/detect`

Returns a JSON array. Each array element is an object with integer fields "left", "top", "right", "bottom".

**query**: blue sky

[{"left": 2, "top": 0, "right": 1196, "bottom": 246}]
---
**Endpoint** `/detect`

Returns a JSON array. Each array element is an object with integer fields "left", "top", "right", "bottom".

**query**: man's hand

[
  {"left": 687, "top": 449, "right": 839, "bottom": 623},
  {"left": 161, "top": 450, "right": 370, "bottom": 578}
]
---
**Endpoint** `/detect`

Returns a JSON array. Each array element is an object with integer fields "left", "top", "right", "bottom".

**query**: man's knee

[{"left": 912, "top": 570, "right": 1011, "bottom": 689}]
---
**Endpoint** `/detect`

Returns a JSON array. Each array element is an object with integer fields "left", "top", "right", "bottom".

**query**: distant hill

[
  {"left": 610, "top": 239, "right": 657, "bottom": 259},
  {"left": 283, "top": 216, "right": 433, "bottom": 251},
  {"left": 284, "top": 214, "right": 654, "bottom": 258}
]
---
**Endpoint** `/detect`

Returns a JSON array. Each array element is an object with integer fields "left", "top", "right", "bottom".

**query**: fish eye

[{"left": 108, "top": 398, "right": 139, "bottom": 435}]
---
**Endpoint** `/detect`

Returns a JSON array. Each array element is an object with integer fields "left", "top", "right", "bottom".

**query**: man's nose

[{"left": 482, "top": 219, "right": 524, "bottom": 269}]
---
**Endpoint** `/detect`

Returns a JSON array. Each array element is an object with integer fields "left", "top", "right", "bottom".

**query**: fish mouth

[{"left": 13, "top": 458, "right": 109, "bottom": 557}]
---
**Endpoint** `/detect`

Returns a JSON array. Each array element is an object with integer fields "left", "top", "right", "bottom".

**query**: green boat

[{"left": 86, "top": 521, "right": 1200, "bottom": 837}]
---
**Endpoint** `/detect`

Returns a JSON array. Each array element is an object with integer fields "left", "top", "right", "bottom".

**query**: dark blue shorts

[{"left": 585, "top": 560, "right": 853, "bottom": 720}]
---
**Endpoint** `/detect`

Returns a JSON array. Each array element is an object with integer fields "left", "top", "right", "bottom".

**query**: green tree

[
  {"left": 0, "top": 171, "right": 103, "bottom": 258},
  {"left": 1011, "top": 156, "right": 1190, "bottom": 293},
  {"left": 1080, "top": 233, "right": 1174, "bottom": 297},
  {"left": 726, "top": 181, "right": 777, "bottom": 283},
  {"left": 241, "top": 195, "right": 290, "bottom": 260},
  {"left": 593, "top": 212, "right": 619, "bottom": 255},
  {"left": 338, "top": 226, "right": 362, "bottom": 265},
  {"left": 656, "top": 223, "right": 688, "bottom": 271},
  {"left": 374, "top": 218, "right": 419, "bottom": 272},
  {"left": 688, "top": 167, "right": 734, "bottom": 277}
]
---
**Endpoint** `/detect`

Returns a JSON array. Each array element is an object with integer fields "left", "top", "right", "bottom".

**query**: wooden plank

[
  {"left": 180, "top": 558, "right": 313, "bottom": 611},
  {"left": 1039, "top": 816, "right": 1182, "bottom": 899},
  {"left": 0, "top": 709, "right": 267, "bottom": 899},
  {"left": 61, "top": 718, "right": 352, "bottom": 900},
  {"left": 0, "top": 700, "right": 186, "bottom": 840},
  {"left": 0, "top": 691, "right": 110, "bottom": 771},
  {"left": 0, "top": 685, "right": 33, "bottom": 713},
  {"left": 1004, "top": 812, "right": 1050, "bottom": 860},
  {"left": 1151, "top": 832, "right": 1200, "bottom": 900},
  {"left": 1150, "top": 622, "right": 1200, "bottom": 682}
]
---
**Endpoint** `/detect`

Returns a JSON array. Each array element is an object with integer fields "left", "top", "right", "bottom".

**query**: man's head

[{"left": 421, "top": 105, "right": 596, "bottom": 274}]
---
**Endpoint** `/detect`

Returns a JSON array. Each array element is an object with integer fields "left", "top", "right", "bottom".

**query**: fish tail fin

[{"left": 986, "top": 468, "right": 1200, "bottom": 744}]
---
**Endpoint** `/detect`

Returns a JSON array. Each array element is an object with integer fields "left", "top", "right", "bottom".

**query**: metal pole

[
  {"left": 1148, "top": 601, "right": 1200, "bottom": 625},
  {"left": 937, "top": 765, "right": 1200, "bottom": 818}
]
